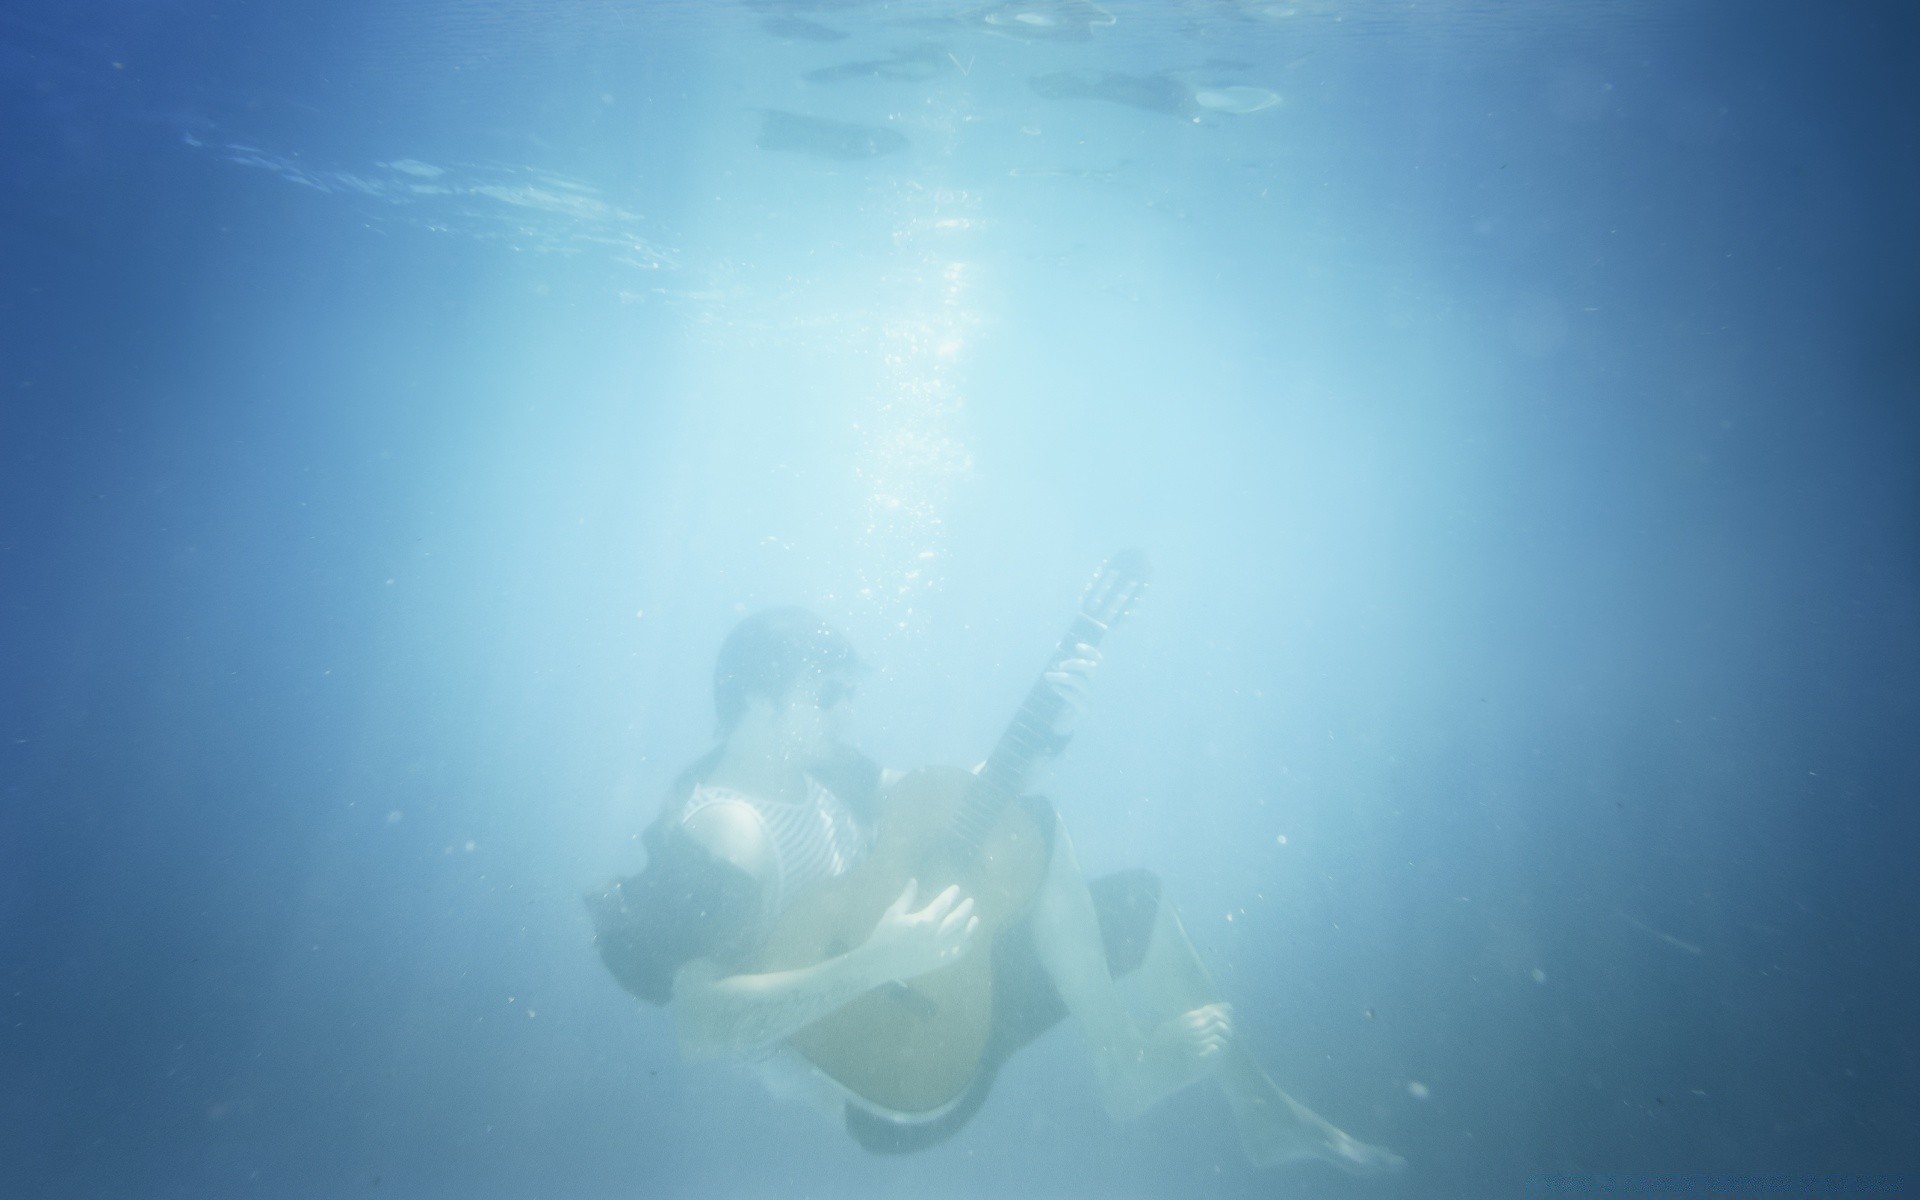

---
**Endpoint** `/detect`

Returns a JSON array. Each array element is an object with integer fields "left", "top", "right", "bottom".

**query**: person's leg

[
  {"left": 1023, "top": 817, "right": 1233, "bottom": 1121},
  {"left": 1127, "top": 899, "right": 1404, "bottom": 1174},
  {"left": 1026, "top": 817, "right": 1403, "bottom": 1174}
]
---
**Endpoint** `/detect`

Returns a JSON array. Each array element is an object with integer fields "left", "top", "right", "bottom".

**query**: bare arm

[
  {"left": 675, "top": 943, "right": 892, "bottom": 1059},
  {"left": 674, "top": 879, "right": 977, "bottom": 1059}
]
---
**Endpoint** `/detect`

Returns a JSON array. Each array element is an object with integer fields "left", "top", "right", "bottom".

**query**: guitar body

[
  {"left": 757, "top": 765, "right": 1052, "bottom": 1115},
  {"left": 755, "top": 550, "right": 1148, "bottom": 1118}
]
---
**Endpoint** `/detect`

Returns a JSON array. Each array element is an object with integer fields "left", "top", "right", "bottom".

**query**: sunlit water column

[{"left": 846, "top": 132, "right": 983, "bottom": 636}]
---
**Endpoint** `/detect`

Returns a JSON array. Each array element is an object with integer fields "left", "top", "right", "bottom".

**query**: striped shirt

[
  {"left": 677, "top": 775, "right": 872, "bottom": 944},
  {"left": 679, "top": 772, "right": 981, "bottom": 1127}
]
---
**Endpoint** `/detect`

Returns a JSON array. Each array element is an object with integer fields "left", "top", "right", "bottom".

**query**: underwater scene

[{"left": 2, "top": 1, "right": 1916, "bottom": 1197}]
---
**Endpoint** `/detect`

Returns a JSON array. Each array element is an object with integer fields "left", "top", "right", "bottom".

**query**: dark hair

[{"left": 712, "top": 607, "right": 863, "bottom": 736}]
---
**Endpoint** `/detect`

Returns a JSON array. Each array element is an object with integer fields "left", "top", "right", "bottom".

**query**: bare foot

[
  {"left": 1235, "top": 1088, "right": 1406, "bottom": 1174},
  {"left": 1142, "top": 1002, "right": 1233, "bottom": 1091},
  {"left": 1320, "top": 1127, "right": 1407, "bottom": 1176},
  {"left": 1096, "top": 1003, "right": 1234, "bottom": 1120}
]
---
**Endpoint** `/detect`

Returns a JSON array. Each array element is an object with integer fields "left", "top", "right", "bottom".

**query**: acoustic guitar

[{"left": 757, "top": 550, "right": 1151, "bottom": 1115}]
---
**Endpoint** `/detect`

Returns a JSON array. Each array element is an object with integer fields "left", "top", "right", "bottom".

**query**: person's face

[{"left": 770, "top": 671, "right": 856, "bottom": 765}]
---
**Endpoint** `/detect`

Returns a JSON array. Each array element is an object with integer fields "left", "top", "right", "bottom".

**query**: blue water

[{"left": 3, "top": 2, "right": 1916, "bottom": 1197}]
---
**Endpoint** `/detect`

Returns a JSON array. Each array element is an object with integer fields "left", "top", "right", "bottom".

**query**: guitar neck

[
  {"left": 978, "top": 612, "right": 1113, "bottom": 798},
  {"left": 945, "top": 552, "right": 1148, "bottom": 852}
]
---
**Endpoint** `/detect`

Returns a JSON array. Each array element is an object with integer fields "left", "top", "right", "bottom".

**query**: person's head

[{"left": 712, "top": 607, "right": 863, "bottom": 763}]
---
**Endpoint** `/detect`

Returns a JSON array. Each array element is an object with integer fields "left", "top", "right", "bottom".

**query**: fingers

[
  {"left": 937, "top": 894, "right": 976, "bottom": 937},
  {"left": 1180, "top": 1002, "right": 1233, "bottom": 1033},
  {"left": 1044, "top": 669, "right": 1092, "bottom": 701},
  {"left": 1054, "top": 643, "right": 1102, "bottom": 676},
  {"left": 939, "top": 915, "right": 979, "bottom": 962},
  {"left": 891, "top": 880, "right": 978, "bottom": 951},
  {"left": 923, "top": 885, "right": 979, "bottom": 958},
  {"left": 889, "top": 881, "right": 973, "bottom": 925},
  {"left": 1181, "top": 1003, "right": 1234, "bottom": 1056},
  {"left": 913, "top": 884, "right": 963, "bottom": 921},
  {"left": 1046, "top": 644, "right": 1101, "bottom": 683},
  {"left": 1045, "top": 644, "right": 1101, "bottom": 717},
  {"left": 1046, "top": 658, "right": 1097, "bottom": 682}
]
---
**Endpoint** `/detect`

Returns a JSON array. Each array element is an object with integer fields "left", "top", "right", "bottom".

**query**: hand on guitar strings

[
  {"left": 1042, "top": 641, "right": 1102, "bottom": 733},
  {"left": 864, "top": 879, "right": 979, "bottom": 984}
]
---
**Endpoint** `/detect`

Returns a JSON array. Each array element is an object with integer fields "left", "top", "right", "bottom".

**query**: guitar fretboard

[{"left": 946, "top": 553, "right": 1148, "bottom": 851}]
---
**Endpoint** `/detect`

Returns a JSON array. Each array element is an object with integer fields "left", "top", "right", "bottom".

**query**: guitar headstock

[{"left": 1079, "top": 548, "right": 1152, "bottom": 628}]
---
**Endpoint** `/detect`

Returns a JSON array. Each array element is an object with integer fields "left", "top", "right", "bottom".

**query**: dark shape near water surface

[
  {"left": 965, "top": 0, "right": 1117, "bottom": 41},
  {"left": 805, "top": 43, "right": 951, "bottom": 85},
  {"left": 761, "top": 15, "right": 850, "bottom": 42},
  {"left": 757, "top": 109, "right": 908, "bottom": 160},
  {"left": 1029, "top": 70, "right": 1199, "bottom": 118},
  {"left": 1007, "top": 160, "right": 1130, "bottom": 183}
]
